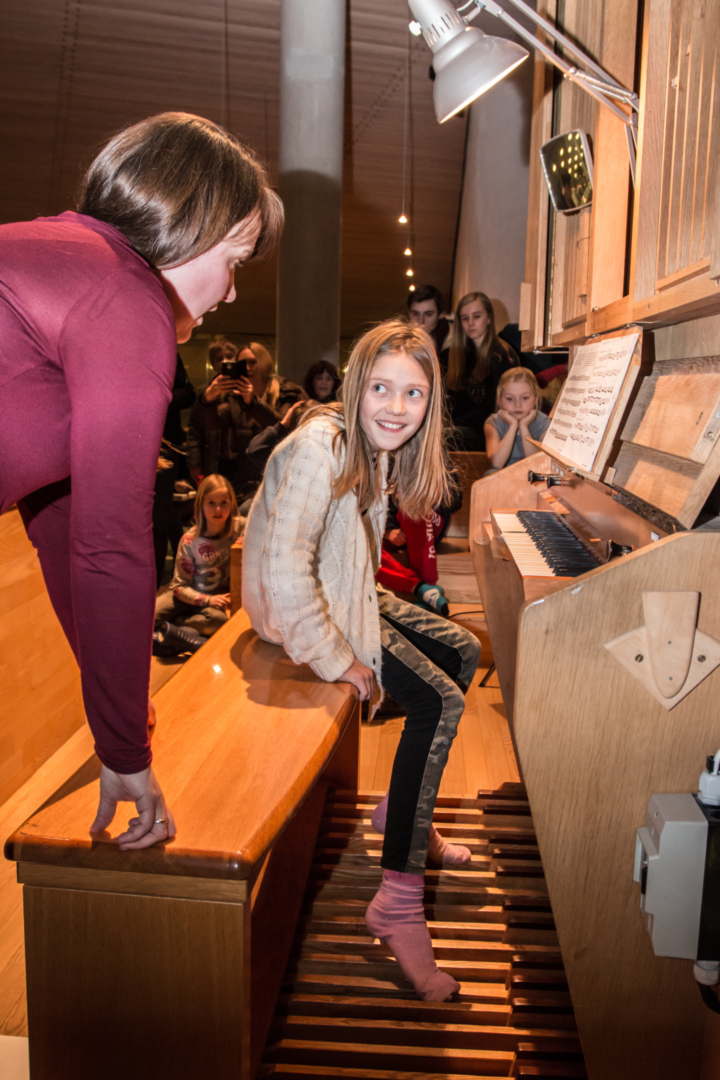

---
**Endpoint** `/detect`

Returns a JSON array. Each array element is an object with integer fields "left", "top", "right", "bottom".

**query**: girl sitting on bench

[
  {"left": 153, "top": 475, "right": 243, "bottom": 654},
  {"left": 243, "top": 320, "right": 481, "bottom": 1002}
]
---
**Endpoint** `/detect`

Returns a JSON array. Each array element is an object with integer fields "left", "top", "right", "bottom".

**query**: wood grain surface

[
  {"left": 0, "top": 509, "right": 85, "bottom": 807},
  {"left": 445, "top": 452, "right": 489, "bottom": 539},
  {"left": 586, "top": 0, "right": 638, "bottom": 314},
  {"left": 230, "top": 535, "right": 244, "bottom": 614},
  {"left": 24, "top": 883, "right": 251, "bottom": 1080},
  {"left": 6, "top": 609, "right": 357, "bottom": 881},
  {"left": 521, "top": 0, "right": 556, "bottom": 351}
]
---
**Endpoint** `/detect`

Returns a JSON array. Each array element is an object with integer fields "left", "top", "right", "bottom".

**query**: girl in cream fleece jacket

[{"left": 242, "top": 321, "right": 480, "bottom": 1002}]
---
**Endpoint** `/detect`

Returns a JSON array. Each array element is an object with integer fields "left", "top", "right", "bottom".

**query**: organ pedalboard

[{"left": 490, "top": 508, "right": 604, "bottom": 579}]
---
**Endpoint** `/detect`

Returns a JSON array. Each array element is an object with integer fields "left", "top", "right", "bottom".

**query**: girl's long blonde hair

[
  {"left": 190, "top": 474, "right": 238, "bottom": 540},
  {"left": 301, "top": 320, "right": 451, "bottom": 520},
  {"left": 446, "top": 291, "right": 510, "bottom": 391}
]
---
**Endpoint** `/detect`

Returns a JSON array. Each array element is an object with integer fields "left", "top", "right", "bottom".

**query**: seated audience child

[
  {"left": 484, "top": 367, "right": 550, "bottom": 473},
  {"left": 153, "top": 475, "right": 243, "bottom": 655},
  {"left": 305, "top": 359, "right": 341, "bottom": 403},
  {"left": 378, "top": 512, "right": 450, "bottom": 617},
  {"left": 377, "top": 470, "right": 462, "bottom": 618}
]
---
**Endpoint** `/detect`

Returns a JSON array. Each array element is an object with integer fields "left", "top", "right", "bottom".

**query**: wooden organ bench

[{"left": 4, "top": 608, "right": 359, "bottom": 1080}]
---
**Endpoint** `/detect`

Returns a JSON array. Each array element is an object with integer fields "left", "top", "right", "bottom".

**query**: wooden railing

[{"left": 5, "top": 608, "right": 359, "bottom": 1080}]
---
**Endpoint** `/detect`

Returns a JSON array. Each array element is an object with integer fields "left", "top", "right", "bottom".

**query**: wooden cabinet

[
  {"left": 521, "top": 0, "right": 720, "bottom": 347},
  {"left": 631, "top": 0, "right": 720, "bottom": 322}
]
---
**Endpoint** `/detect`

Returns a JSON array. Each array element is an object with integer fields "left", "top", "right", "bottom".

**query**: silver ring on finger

[{"left": 154, "top": 818, "right": 169, "bottom": 825}]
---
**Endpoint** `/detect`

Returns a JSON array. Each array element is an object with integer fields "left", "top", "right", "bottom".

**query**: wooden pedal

[{"left": 260, "top": 786, "right": 585, "bottom": 1078}]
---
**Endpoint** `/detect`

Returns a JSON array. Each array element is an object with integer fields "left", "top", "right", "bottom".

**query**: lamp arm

[
  {"left": 571, "top": 70, "right": 639, "bottom": 109},
  {"left": 465, "top": 0, "right": 635, "bottom": 128},
  {"left": 463, "top": 0, "right": 624, "bottom": 89}
]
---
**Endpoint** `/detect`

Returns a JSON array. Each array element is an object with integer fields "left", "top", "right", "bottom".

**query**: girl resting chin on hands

[{"left": 483, "top": 368, "right": 550, "bottom": 473}]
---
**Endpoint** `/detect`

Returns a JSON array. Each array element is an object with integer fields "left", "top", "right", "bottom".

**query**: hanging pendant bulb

[
  {"left": 406, "top": 268, "right": 414, "bottom": 277},
  {"left": 398, "top": 213, "right": 408, "bottom": 224},
  {"left": 409, "top": 284, "right": 416, "bottom": 291},
  {"left": 404, "top": 247, "right": 412, "bottom": 256}
]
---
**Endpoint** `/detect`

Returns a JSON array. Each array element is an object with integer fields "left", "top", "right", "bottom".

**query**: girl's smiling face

[
  {"left": 359, "top": 351, "right": 431, "bottom": 453},
  {"left": 499, "top": 380, "right": 537, "bottom": 421}
]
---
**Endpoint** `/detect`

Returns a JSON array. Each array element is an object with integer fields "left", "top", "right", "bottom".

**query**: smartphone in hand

[{"left": 221, "top": 358, "right": 249, "bottom": 380}]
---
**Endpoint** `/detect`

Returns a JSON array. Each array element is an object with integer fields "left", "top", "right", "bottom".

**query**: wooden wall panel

[
  {"left": 0, "top": 509, "right": 85, "bottom": 807},
  {"left": 631, "top": 0, "right": 720, "bottom": 324},
  {"left": 632, "top": 0, "right": 673, "bottom": 302},
  {"left": 529, "top": 0, "right": 639, "bottom": 345},
  {"left": 525, "top": 0, "right": 720, "bottom": 341},
  {"left": 520, "top": 1, "right": 555, "bottom": 351},
  {"left": 586, "top": 0, "right": 639, "bottom": 313},
  {"left": 548, "top": 0, "right": 602, "bottom": 342},
  {"left": 656, "top": 0, "right": 718, "bottom": 286}
]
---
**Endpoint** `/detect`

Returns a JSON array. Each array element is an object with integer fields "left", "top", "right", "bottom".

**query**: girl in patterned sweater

[
  {"left": 243, "top": 321, "right": 481, "bottom": 1001},
  {"left": 154, "top": 475, "right": 243, "bottom": 650}
]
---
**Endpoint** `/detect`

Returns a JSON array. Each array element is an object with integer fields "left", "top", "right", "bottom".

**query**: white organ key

[{"left": 493, "top": 512, "right": 557, "bottom": 577}]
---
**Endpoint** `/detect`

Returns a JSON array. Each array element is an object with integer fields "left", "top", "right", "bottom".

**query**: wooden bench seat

[{"left": 4, "top": 608, "right": 359, "bottom": 1080}]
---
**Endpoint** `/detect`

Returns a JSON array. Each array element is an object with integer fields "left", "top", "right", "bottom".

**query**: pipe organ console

[{"left": 469, "top": 332, "right": 720, "bottom": 1080}]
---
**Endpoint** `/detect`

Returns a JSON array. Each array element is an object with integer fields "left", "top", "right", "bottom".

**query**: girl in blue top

[{"left": 484, "top": 367, "right": 550, "bottom": 471}]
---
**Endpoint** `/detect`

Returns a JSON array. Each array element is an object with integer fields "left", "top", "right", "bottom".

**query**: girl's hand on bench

[
  {"left": 339, "top": 659, "right": 377, "bottom": 701},
  {"left": 90, "top": 766, "right": 176, "bottom": 850}
]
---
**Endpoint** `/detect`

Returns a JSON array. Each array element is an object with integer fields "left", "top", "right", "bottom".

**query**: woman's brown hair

[
  {"left": 78, "top": 113, "right": 283, "bottom": 269},
  {"left": 301, "top": 320, "right": 452, "bottom": 520},
  {"left": 446, "top": 291, "right": 510, "bottom": 391}
]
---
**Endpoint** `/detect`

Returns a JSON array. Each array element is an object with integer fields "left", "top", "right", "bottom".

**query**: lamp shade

[{"left": 433, "top": 26, "right": 528, "bottom": 122}]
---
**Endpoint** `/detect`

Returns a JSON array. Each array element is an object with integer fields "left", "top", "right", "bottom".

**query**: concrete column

[{"left": 276, "top": 0, "right": 346, "bottom": 385}]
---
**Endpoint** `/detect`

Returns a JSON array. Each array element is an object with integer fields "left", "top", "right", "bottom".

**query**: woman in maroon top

[{"left": 0, "top": 113, "right": 282, "bottom": 849}]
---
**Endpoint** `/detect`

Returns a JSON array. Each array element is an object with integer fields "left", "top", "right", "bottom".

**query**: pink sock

[
  {"left": 365, "top": 870, "right": 460, "bottom": 1001},
  {"left": 371, "top": 794, "right": 472, "bottom": 867}
]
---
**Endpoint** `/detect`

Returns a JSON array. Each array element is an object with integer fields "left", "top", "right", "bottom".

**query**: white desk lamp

[{"left": 408, "top": 0, "right": 639, "bottom": 181}]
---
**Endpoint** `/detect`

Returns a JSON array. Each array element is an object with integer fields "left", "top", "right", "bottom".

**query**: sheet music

[{"left": 542, "top": 333, "right": 639, "bottom": 471}]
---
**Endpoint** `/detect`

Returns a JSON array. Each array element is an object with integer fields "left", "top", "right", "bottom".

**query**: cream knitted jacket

[{"left": 242, "top": 416, "right": 387, "bottom": 684}]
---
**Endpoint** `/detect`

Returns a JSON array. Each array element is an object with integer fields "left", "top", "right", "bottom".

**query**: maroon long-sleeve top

[{"left": 0, "top": 212, "right": 177, "bottom": 773}]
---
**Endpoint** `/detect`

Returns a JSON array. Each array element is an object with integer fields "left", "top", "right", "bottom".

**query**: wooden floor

[
  {"left": 360, "top": 602, "right": 518, "bottom": 797},
  {"left": 260, "top": 786, "right": 584, "bottom": 1079},
  {"left": 0, "top": 597, "right": 517, "bottom": 1042}
]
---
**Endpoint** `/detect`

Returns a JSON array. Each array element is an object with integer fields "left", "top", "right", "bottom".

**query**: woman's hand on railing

[{"left": 90, "top": 765, "right": 176, "bottom": 850}]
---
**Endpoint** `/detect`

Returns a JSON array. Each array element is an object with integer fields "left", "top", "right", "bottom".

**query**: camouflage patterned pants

[{"left": 378, "top": 590, "right": 481, "bottom": 874}]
